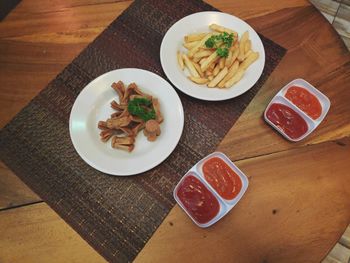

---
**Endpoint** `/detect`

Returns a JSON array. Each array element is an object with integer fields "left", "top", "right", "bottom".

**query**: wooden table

[{"left": 0, "top": 0, "right": 349, "bottom": 262}]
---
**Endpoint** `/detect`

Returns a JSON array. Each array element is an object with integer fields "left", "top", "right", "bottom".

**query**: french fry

[
  {"left": 199, "top": 46, "right": 215, "bottom": 51},
  {"left": 193, "top": 50, "right": 213, "bottom": 59},
  {"left": 237, "top": 31, "right": 249, "bottom": 61},
  {"left": 184, "top": 33, "right": 207, "bottom": 43},
  {"left": 213, "top": 63, "right": 220, "bottom": 76},
  {"left": 225, "top": 50, "right": 233, "bottom": 67},
  {"left": 224, "top": 69, "right": 245, "bottom": 88},
  {"left": 230, "top": 42, "right": 238, "bottom": 51},
  {"left": 240, "top": 52, "right": 259, "bottom": 70},
  {"left": 244, "top": 50, "right": 253, "bottom": 60},
  {"left": 183, "top": 54, "right": 200, "bottom": 78},
  {"left": 177, "top": 51, "right": 184, "bottom": 70},
  {"left": 193, "top": 62, "right": 205, "bottom": 77},
  {"left": 206, "top": 69, "right": 213, "bottom": 76},
  {"left": 208, "top": 76, "right": 214, "bottom": 81},
  {"left": 209, "top": 24, "right": 237, "bottom": 36},
  {"left": 193, "top": 57, "right": 201, "bottom": 63},
  {"left": 219, "top": 57, "right": 225, "bottom": 69},
  {"left": 231, "top": 47, "right": 239, "bottom": 62},
  {"left": 188, "top": 33, "right": 212, "bottom": 58},
  {"left": 244, "top": 40, "right": 251, "bottom": 53},
  {"left": 183, "top": 41, "right": 199, "bottom": 49},
  {"left": 188, "top": 76, "right": 209, "bottom": 84},
  {"left": 199, "top": 57, "right": 207, "bottom": 65},
  {"left": 208, "top": 67, "right": 228, "bottom": 88},
  {"left": 218, "top": 61, "right": 239, "bottom": 88},
  {"left": 201, "top": 51, "right": 218, "bottom": 71},
  {"left": 240, "top": 31, "right": 249, "bottom": 43},
  {"left": 237, "top": 44, "right": 245, "bottom": 62},
  {"left": 209, "top": 62, "right": 216, "bottom": 70}
]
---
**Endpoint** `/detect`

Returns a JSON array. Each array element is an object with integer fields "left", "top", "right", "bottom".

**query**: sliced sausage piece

[
  {"left": 145, "top": 119, "right": 160, "bottom": 134},
  {"left": 111, "top": 111, "right": 122, "bottom": 118},
  {"left": 100, "top": 129, "right": 114, "bottom": 142},
  {"left": 119, "top": 108, "right": 130, "bottom": 118},
  {"left": 144, "top": 119, "right": 161, "bottom": 141},
  {"left": 121, "top": 83, "right": 136, "bottom": 102},
  {"left": 98, "top": 121, "right": 108, "bottom": 130},
  {"left": 147, "top": 134, "right": 157, "bottom": 142},
  {"left": 152, "top": 98, "right": 163, "bottom": 123},
  {"left": 129, "top": 95, "right": 150, "bottom": 101},
  {"left": 132, "top": 83, "right": 152, "bottom": 100},
  {"left": 130, "top": 115, "right": 143, "bottom": 123},
  {"left": 110, "top": 100, "right": 126, "bottom": 111},
  {"left": 113, "top": 136, "right": 135, "bottom": 145},
  {"left": 132, "top": 122, "right": 145, "bottom": 134},
  {"left": 106, "top": 116, "right": 131, "bottom": 129},
  {"left": 111, "top": 81, "right": 125, "bottom": 100},
  {"left": 120, "top": 127, "right": 134, "bottom": 136},
  {"left": 112, "top": 143, "right": 134, "bottom": 152}
]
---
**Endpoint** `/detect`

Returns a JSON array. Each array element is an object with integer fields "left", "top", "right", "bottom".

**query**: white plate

[
  {"left": 69, "top": 68, "right": 184, "bottom": 176},
  {"left": 160, "top": 11, "right": 266, "bottom": 101}
]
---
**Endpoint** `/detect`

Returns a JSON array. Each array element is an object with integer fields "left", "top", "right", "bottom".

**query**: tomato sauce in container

[
  {"left": 202, "top": 157, "right": 242, "bottom": 200},
  {"left": 266, "top": 103, "right": 308, "bottom": 140},
  {"left": 285, "top": 86, "right": 322, "bottom": 120},
  {"left": 264, "top": 79, "right": 330, "bottom": 142},
  {"left": 174, "top": 152, "right": 249, "bottom": 228},
  {"left": 176, "top": 174, "right": 220, "bottom": 224}
]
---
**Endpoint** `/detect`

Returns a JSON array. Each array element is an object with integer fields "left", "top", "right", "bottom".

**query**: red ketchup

[
  {"left": 285, "top": 86, "right": 322, "bottom": 120},
  {"left": 266, "top": 103, "right": 308, "bottom": 139},
  {"left": 176, "top": 174, "right": 219, "bottom": 224},
  {"left": 203, "top": 157, "right": 242, "bottom": 200}
]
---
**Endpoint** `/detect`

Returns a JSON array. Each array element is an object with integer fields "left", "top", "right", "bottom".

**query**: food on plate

[
  {"left": 177, "top": 51, "right": 184, "bottom": 70},
  {"left": 143, "top": 119, "right": 161, "bottom": 141},
  {"left": 285, "top": 86, "right": 322, "bottom": 120},
  {"left": 266, "top": 103, "right": 308, "bottom": 140},
  {"left": 97, "top": 81, "right": 163, "bottom": 152},
  {"left": 177, "top": 24, "right": 259, "bottom": 89}
]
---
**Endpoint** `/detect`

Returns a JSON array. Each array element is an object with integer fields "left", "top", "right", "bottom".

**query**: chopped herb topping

[{"left": 127, "top": 98, "right": 156, "bottom": 121}]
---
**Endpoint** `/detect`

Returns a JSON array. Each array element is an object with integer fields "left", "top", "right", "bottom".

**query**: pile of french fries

[{"left": 177, "top": 24, "right": 259, "bottom": 89}]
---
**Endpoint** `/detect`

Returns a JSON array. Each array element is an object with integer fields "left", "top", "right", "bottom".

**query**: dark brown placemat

[
  {"left": 0, "top": 0, "right": 21, "bottom": 21},
  {"left": 0, "top": 0, "right": 286, "bottom": 262}
]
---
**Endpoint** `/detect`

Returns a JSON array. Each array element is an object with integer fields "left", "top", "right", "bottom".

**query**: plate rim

[
  {"left": 69, "top": 68, "right": 184, "bottom": 176},
  {"left": 160, "top": 11, "right": 266, "bottom": 101}
]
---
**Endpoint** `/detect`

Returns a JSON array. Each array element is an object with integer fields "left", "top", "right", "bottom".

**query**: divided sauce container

[
  {"left": 264, "top": 79, "right": 330, "bottom": 142},
  {"left": 173, "top": 152, "right": 249, "bottom": 228}
]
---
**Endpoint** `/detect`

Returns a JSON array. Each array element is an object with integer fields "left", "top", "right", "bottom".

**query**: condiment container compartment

[
  {"left": 264, "top": 95, "right": 315, "bottom": 141},
  {"left": 173, "top": 152, "right": 249, "bottom": 228},
  {"left": 264, "top": 78, "right": 330, "bottom": 142}
]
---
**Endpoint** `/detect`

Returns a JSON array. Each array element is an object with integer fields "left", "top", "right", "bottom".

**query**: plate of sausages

[{"left": 69, "top": 68, "right": 184, "bottom": 176}]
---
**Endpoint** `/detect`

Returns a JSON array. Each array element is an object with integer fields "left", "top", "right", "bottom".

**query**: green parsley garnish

[
  {"left": 204, "top": 37, "right": 216, "bottom": 48},
  {"left": 127, "top": 98, "right": 156, "bottom": 122},
  {"left": 205, "top": 32, "right": 234, "bottom": 58},
  {"left": 216, "top": 47, "right": 229, "bottom": 58}
]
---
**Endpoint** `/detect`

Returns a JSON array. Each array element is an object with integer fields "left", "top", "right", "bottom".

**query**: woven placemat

[
  {"left": 0, "top": 0, "right": 286, "bottom": 262},
  {"left": 0, "top": 0, "right": 21, "bottom": 21}
]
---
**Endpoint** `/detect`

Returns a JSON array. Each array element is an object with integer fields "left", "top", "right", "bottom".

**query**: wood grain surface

[
  {"left": 135, "top": 138, "right": 350, "bottom": 263},
  {"left": 0, "top": 202, "right": 105, "bottom": 263},
  {"left": 0, "top": 161, "right": 40, "bottom": 209},
  {"left": 0, "top": 0, "right": 349, "bottom": 262}
]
